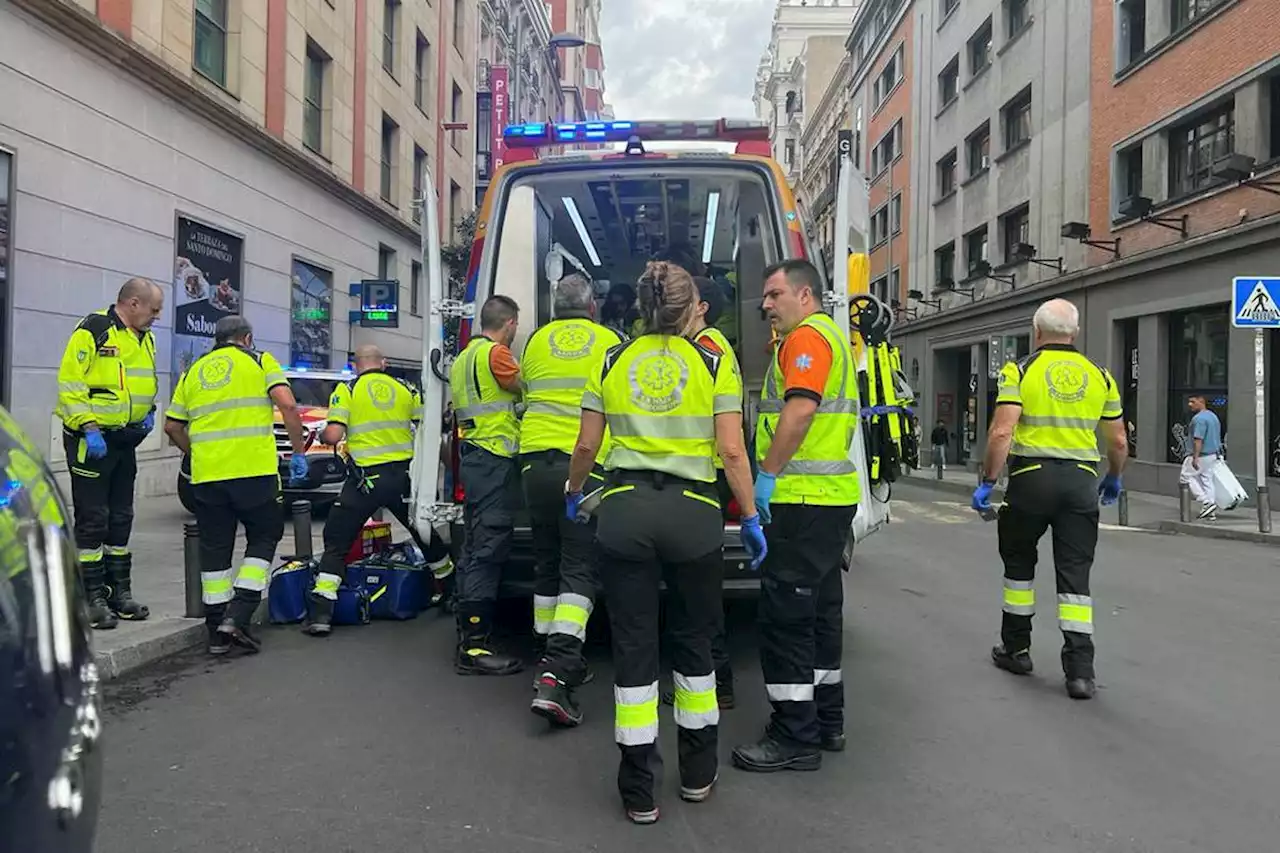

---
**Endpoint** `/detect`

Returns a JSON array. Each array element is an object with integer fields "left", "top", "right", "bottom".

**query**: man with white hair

[{"left": 972, "top": 298, "right": 1129, "bottom": 700}]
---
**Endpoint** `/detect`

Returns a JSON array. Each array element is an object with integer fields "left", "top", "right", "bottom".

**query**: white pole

[{"left": 1255, "top": 328, "right": 1271, "bottom": 533}]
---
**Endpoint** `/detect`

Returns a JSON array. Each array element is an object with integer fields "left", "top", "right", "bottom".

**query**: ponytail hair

[{"left": 636, "top": 262, "right": 698, "bottom": 337}]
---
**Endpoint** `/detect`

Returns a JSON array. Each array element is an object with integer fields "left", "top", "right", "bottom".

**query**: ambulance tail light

[{"left": 502, "top": 119, "right": 771, "bottom": 155}]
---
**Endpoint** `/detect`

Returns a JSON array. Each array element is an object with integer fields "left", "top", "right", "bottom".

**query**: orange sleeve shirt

[
  {"left": 488, "top": 344, "right": 521, "bottom": 391},
  {"left": 694, "top": 331, "right": 723, "bottom": 355},
  {"left": 776, "top": 325, "right": 833, "bottom": 402}
]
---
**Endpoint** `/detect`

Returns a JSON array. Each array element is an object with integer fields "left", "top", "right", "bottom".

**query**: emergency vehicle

[{"left": 409, "top": 118, "right": 913, "bottom": 596}]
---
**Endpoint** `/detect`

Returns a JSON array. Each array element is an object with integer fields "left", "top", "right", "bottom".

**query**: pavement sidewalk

[{"left": 903, "top": 466, "right": 1278, "bottom": 543}]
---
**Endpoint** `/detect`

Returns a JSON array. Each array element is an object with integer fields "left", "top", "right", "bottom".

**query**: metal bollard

[
  {"left": 292, "top": 500, "right": 314, "bottom": 558},
  {"left": 1178, "top": 482, "right": 1192, "bottom": 523},
  {"left": 183, "top": 522, "right": 203, "bottom": 618},
  {"left": 1117, "top": 490, "right": 1130, "bottom": 528},
  {"left": 1258, "top": 485, "right": 1273, "bottom": 534}
]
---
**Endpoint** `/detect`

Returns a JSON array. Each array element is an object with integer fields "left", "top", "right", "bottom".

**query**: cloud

[{"left": 599, "top": 0, "right": 777, "bottom": 120}]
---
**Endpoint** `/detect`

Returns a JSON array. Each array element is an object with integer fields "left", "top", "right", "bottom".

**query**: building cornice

[{"left": 12, "top": 0, "right": 420, "bottom": 243}]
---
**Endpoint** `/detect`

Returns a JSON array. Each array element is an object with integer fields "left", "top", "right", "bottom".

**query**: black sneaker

[
  {"left": 680, "top": 772, "right": 718, "bottom": 803},
  {"left": 731, "top": 735, "right": 822, "bottom": 773},
  {"left": 456, "top": 645, "right": 524, "bottom": 676},
  {"left": 1065, "top": 677, "right": 1097, "bottom": 700},
  {"left": 530, "top": 673, "right": 584, "bottom": 727},
  {"left": 625, "top": 806, "right": 660, "bottom": 825},
  {"left": 991, "top": 644, "right": 1034, "bottom": 675},
  {"left": 106, "top": 587, "right": 150, "bottom": 621},
  {"left": 1197, "top": 502, "right": 1219, "bottom": 520}
]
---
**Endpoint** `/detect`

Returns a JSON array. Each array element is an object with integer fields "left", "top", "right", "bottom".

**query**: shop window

[
  {"left": 290, "top": 259, "right": 333, "bottom": 369},
  {"left": 1120, "top": 318, "right": 1139, "bottom": 457},
  {"left": 1166, "top": 306, "right": 1229, "bottom": 463}
]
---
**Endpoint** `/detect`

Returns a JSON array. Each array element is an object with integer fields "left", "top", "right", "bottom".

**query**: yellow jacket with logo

[
  {"left": 520, "top": 316, "right": 620, "bottom": 458},
  {"left": 56, "top": 308, "right": 158, "bottom": 430},
  {"left": 327, "top": 370, "right": 420, "bottom": 466}
]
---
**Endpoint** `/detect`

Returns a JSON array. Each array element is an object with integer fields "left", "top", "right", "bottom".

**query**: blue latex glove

[
  {"left": 141, "top": 411, "right": 156, "bottom": 434},
  {"left": 1098, "top": 474, "right": 1122, "bottom": 506},
  {"left": 971, "top": 481, "right": 995, "bottom": 514},
  {"left": 740, "top": 514, "right": 768, "bottom": 570},
  {"left": 288, "top": 453, "right": 310, "bottom": 485},
  {"left": 565, "top": 489, "right": 586, "bottom": 524},
  {"left": 753, "top": 471, "right": 777, "bottom": 525},
  {"left": 83, "top": 429, "right": 108, "bottom": 460}
]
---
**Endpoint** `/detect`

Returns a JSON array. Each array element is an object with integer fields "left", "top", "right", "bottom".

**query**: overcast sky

[{"left": 598, "top": 0, "right": 776, "bottom": 120}]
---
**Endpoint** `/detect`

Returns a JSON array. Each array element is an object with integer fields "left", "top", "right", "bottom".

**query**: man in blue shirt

[{"left": 1180, "top": 395, "right": 1223, "bottom": 520}]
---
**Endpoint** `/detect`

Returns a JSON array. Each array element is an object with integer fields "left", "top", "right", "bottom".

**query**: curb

[
  {"left": 94, "top": 619, "right": 206, "bottom": 681},
  {"left": 1156, "top": 520, "right": 1278, "bottom": 545},
  {"left": 899, "top": 474, "right": 1005, "bottom": 501}
]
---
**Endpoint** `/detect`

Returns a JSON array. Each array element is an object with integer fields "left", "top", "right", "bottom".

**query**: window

[
  {"left": 854, "top": 105, "right": 864, "bottom": 165},
  {"left": 290, "top": 259, "right": 333, "bottom": 369},
  {"left": 1002, "top": 87, "right": 1032, "bottom": 150},
  {"left": 1271, "top": 77, "right": 1280, "bottom": 160},
  {"left": 871, "top": 269, "right": 901, "bottom": 303},
  {"left": 449, "top": 181, "right": 463, "bottom": 235},
  {"left": 785, "top": 139, "right": 796, "bottom": 167},
  {"left": 939, "top": 57, "right": 960, "bottom": 106},
  {"left": 1006, "top": 0, "right": 1030, "bottom": 35},
  {"left": 382, "top": 0, "right": 399, "bottom": 75},
  {"left": 193, "top": 0, "right": 228, "bottom": 86},
  {"left": 871, "top": 205, "right": 890, "bottom": 247},
  {"left": 968, "top": 18, "right": 993, "bottom": 75},
  {"left": 303, "top": 41, "right": 327, "bottom": 155},
  {"left": 415, "top": 32, "right": 431, "bottom": 112},
  {"left": 871, "top": 120, "right": 903, "bottom": 176},
  {"left": 891, "top": 193, "right": 903, "bottom": 234},
  {"left": 1166, "top": 306, "right": 1229, "bottom": 463},
  {"left": 938, "top": 149, "right": 958, "bottom": 197},
  {"left": 967, "top": 122, "right": 991, "bottom": 177},
  {"left": 1001, "top": 205, "right": 1030, "bottom": 262},
  {"left": 412, "top": 146, "right": 426, "bottom": 223},
  {"left": 1118, "top": 145, "right": 1144, "bottom": 203},
  {"left": 1172, "top": 0, "right": 1226, "bottom": 32},
  {"left": 450, "top": 81, "right": 464, "bottom": 152},
  {"left": 935, "top": 242, "right": 956, "bottom": 287},
  {"left": 380, "top": 113, "right": 399, "bottom": 205},
  {"left": 1169, "top": 101, "right": 1234, "bottom": 198},
  {"left": 873, "top": 45, "right": 904, "bottom": 109},
  {"left": 943, "top": 0, "right": 960, "bottom": 15},
  {"left": 453, "top": 0, "right": 465, "bottom": 49},
  {"left": 1120, "top": 318, "right": 1139, "bottom": 457},
  {"left": 965, "top": 225, "right": 988, "bottom": 275},
  {"left": 411, "top": 260, "right": 422, "bottom": 316},
  {"left": 378, "top": 245, "right": 397, "bottom": 281},
  {"left": 1118, "top": 0, "right": 1146, "bottom": 69}
]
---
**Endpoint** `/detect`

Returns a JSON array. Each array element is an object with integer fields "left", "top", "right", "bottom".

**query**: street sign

[
  {"left": 355, "top": 279, "right": 400, "bottom": 328},
  {"left": 837, "top": 129, "right": 852, "bottom": 158},
  {"left": 1231, "top": 276, "right": 1280, "bottom": 328}
]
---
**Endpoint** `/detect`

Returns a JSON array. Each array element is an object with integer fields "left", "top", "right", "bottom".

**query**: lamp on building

[
  {"left": 968, "top": 259, "right": 1015, "bottom": 289},
  {"left": 1212, "top": 153, "right": 1280, "bottom": 197},
  {"left": 907, "top": 288, "right": 941, "bottom": 310},
  {"left": 547, "top": 32, "right": 588, "bottom": 49},
  {"left": 1061, "top": 221, "right": 1120, "bottom": 261},
  {"left": 1117, "top": 194, "right": 1188, "bottom": 237},
  {"left": 1009, "top": 242, "right": 1063, "bottom": 275}
]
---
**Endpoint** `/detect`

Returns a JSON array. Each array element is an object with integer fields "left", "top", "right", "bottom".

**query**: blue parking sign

[{"left": 1232, "top": 277, "right": 1280, "bottom": 328}]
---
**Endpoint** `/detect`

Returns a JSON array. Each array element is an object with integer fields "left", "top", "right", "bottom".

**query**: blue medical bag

[
  {"left": 331, "top": 583, "right": 371, "bottom": 626},
  {"left": 268, "top": 558, "right": 316, "bottom": 624},
  {"left": 347, "top": 556, "right": 426, "bottom": 621}
]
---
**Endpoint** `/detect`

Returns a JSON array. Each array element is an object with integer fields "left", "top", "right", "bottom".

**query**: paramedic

[
  {"left": 522, "top": 274, "right": 620, "bottom": 725},
  {"left": 973, "top": 298, "right": 1127, "bottom": 701},
  {"left": 165, "top": 315, "right": 306, "bottom": 655},
  {"left": 55, "top": 278, "right": 163, "bottom": 629},
  {"left": 304, "top": 344, "right": 454, "bottom": 636},
  {"left": 733, "top": 259, "right": 860, "bottom": 774},
  {"left": 448, "top": 295, "right": 525, "bottom": 676},
  {"left": 565, "top": 261, "right": 766, "bottom": 824}
]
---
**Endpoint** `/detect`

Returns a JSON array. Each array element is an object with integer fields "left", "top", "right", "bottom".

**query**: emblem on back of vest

[
  {"left": 1044, "top": 361, "right": 1088, "bottom": 404},
  {"left": 367, "top": 377, "right": 397, "bottom": 411},
  {"left": 629, "top": 351, "right": 688, "bottom": 413},
  {"left": 198, "top": 355, "right": 234, "bottom": 390},
  {"left": 549, "top": 325, "right": 596, "bottom": 360}
]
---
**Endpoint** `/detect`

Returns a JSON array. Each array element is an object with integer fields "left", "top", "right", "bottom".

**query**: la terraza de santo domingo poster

[{"left": 173, "top": 216, "right": 244, "bottom": 378}]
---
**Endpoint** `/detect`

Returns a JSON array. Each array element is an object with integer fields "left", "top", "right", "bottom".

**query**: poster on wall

[
  {"left": 172, "top": 216, "right": 244, "bottom": 378},
  {"left": 290, "top": 258, "right": 332, "bottom": 368}
]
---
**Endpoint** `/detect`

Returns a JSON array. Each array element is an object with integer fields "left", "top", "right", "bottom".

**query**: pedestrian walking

[
  {"left": 55, "top": 278, "right": 164, "bottom": 629},
  {"left": 448, "top": 295, "right": 525, "bottom": 676},
  {"left": 164, "top": 316, "right": 308, "bottom": 655},
  {"left": 520, "top": 274, "right": 620, "bottom": 725},
  {"left": 1178, "top": 395, "right": 1223, "bottom": 520},
  {"left": 931, "top": 420, "right": 949, "bottom": 471},
  {"left": 304, "top": 344, "right": 454, "bottom": 636},
  {"left": 565, "top": 261, "right": 765, "bottom": 824},
  {"left": 732, "top": 259, "right": 860, "bottom": 774},
  {"left": 973, "top": 298, "right": 1129, "bottom": 700}
]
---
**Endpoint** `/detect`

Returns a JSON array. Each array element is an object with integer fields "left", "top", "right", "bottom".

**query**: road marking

[{"left": 893, "top": 501, "right": 1148, "bottom": 532}]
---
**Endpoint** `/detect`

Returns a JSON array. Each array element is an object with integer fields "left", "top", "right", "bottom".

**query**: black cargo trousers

[
  {"left": 455, "top": 443, "right": 522, "bottom": 643},
  {"left": 192, "top": 474, "right": 284, "bottom": 632},
  {"left": 62, "top": 428, "right": 143, "bottom": 608},
  {"left": 759, "top": 502, "right": 857, "bottom": 747},
  {"left": 596, "top": 471, "right": 724, "bottom": 813},
  {"left": 997, "top": 457, "right": 1100, "bottom": 679},
  {"left": 521, "top": 449, "right": 601, "bottom": 686}
]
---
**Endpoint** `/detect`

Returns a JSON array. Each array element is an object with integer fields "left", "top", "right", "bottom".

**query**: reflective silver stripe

[
  {"left": 525, "top": 400, "right": 581, "bottom": 418},
  {"left": 1005, "top": 579, "right": 1034, "bottom": 590},
  {"left": 672, "top": 671, "right": 720, "bottom": 730},
  {"left": 1059, "top": 593, "right": 1092, "bottom": 605},
  {"left": 61, "top": 404, "right": 93, "bottom": 415},
  {"left": 780, "top": 459, "right": 857, "bottom": 476},
  {"left": 201, "top": 569, "right": 233, "bottom": 605},
  {"left": 349, "top": 443, "right": 414, "bottom": 462},
  {"left": 526, "top": 377, "right": 587, "bottom": 392},
  {"left": 90, "top": 401, "right": 129, "bottom": 414},
  {"left": 813, "top": 668, "right": 842, "bottom": 686},
  {"left": 608, "top": 448, "right": 714, "bottom": 482},
  {"left": 78, "top": 547, "right": 103, "bottom": 563},
  {"left": 328, "top": 407, "right": 351, "bottom": 421},
  {"left": 1009, "top": 441, "right": 1099, "bottom": 461},
  {"left": 581, "top": 390, "right": 604, "bottom": 411},
  {"left": 234, "top": 557, "right": 271, "bottom": 592},
  {"left": 1019, "top": 415, "right": 1099, "bottom": 429},
  {"left": 59, "top": 381, "right": 88, "bottom": 393},
  {"left": 456, "top": 400, "right": 515, "bottom": 419},
  {"left": 265, "top": 371, "right": 287, "bottom": 386},
  {"left": 615, "top": 681, "right": 660, "bottom": 746},
  {"left": 1060, "top": 620, "right": 1094, "bottom": 634},
  {"left": 125, "top": 368, "right": 154, "bottom": 378},
  {"left": 347, "top": 420, "right": 412, "bottom": 435},
  {"left": 549, "top": 592, "right": 594, "bottom": 642},
  {"left": 757, "top": 399, "right": 783, "bottom": 414},
  {"left": 997, "top": 384, "right": 1021, "bottom": 397},
  {"left": 533, "top": 594, "right": 557, "bottom": 636},
  {"left": 609, "top": 413, "right": 713, "bottom": 439},
  {"left": 312, "top": 571, "right": 343, "bottom": 601},
  {"left": 465, "top": 435, "right": 519, "bottom": 455},
  {"left": 765, "top": 682, "right": 814, "bottom": 702},
  {"left": 756, "top": 397, "right": 858, "bottom": 415},
  {"left": 187, "top": 396, "right": 273, "bottom": 419},
  {"left": 1003, "top": 603, "right": 1036, "bottom": 616},
  {"left": 189, "top": 425, "right": 275, "bottom": 443},
  {"left": 713, "top": 394, "right": 742, "bottom": 414}
]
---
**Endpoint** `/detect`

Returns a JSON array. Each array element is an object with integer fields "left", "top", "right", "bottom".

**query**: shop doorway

[{"left": 932, "top": 347, "right": 971, "bottom": 465}]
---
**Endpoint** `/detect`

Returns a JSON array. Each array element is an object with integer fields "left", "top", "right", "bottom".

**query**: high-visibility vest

[
  {"left": 166, "top": 345, "right": 287, "bottom": 484},
  {"left": 328, "top": 370, "right": 420, "bottom": 466},
  {"left": 756, "top": 312, "right": 861, "bottom": 506},
  {"left": 56, "top": 308, "right": 157, "bottom": 430},
  {"left": 450, "top": 337, "right": 519, "bottom": 458},
  {"left": 997, "top": 344, "right": 1122, "bottom": 463},
  {"left": 520, "top": 317, "right": 621, "bottom": 459},
  {"left": 694, "top": 326, "right": 741, "bottom": 472},
  {"left": 583, "top": 334, "right": 742, "bottom": 484}
]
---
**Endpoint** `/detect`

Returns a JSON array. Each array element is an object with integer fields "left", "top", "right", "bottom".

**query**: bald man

[
  {"left": 304, "top": 345, "right": 454, "bottom": 635},
  {"left": 56, "top": 278, "right": 164, "bottom": 630}
]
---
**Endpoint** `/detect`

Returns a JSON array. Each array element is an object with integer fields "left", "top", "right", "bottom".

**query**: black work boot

[
  {"left": 217, "top": 598, "right": 262, "bottom": 654},
  {"left": 991, "top": 644, "right": 1034, "bottom": 675},
  {"left": 83, "top": 565, "right": 118, "bottom": 630},
  {"left": 1065, "top": 677, "right": 1097, "bottom": 700},
  {"left": 206, "top": 607, "right": 230, "bottom": 656},
  {"left": 530, "top": 672, "right": 584, "bottom": 727},
  {"left": 104, "top": 551, "right": 150, "bottom": 621},
  {"left": 716, "top": 671, "right": 736, "bottom": 710},
  {"left": 820, "top": 732, "right": 847, "bottom": 752},
  {"left": 455, "top": 605, "right": 523, "bottom": 676},
  {"left": 304, "top": 595, "right": 334, "bottom": 637},
  {"left": 732, "top": 732, "right": 822, "bottom": 773}
]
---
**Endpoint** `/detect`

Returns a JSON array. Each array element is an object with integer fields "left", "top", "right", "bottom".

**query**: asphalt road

[{"left": 97, "top": 481, "right": 1280, "bottom": 853}]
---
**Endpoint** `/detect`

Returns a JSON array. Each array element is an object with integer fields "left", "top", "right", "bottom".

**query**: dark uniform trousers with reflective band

[
  {"left": 522, "top": 450, "right": 600, "bottom": 686},
  {"left": 597, "top": 474, "right": 723, "bottom": 812},
  {"left": 711, "top": 471, "right": 733, "bottom": 678},
  {"left": 62, "top": 430, "right": 140, "bottom": 602},
  {"left": 318, "top": 460, "right": 450, "bottom": 583},
  {"left": 456, "top": 444, "right": 521, "bottom": 635},
  {"left": 192, "top": 474, "right": 284, "bottom": 630},
  {"left": 760, "top": 502, "right": 857, "bottom": 747},
  {"left": 998, "top": 458, "right": 1099, "bottom": 679}
]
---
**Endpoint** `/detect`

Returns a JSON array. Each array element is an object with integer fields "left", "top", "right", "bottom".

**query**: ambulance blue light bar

[{"left": 502, "top": 119, "right": 770, "bottom": 148}]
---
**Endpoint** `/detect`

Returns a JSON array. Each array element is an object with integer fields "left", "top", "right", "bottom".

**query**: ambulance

[{"left": 409, "top": 118, "right": 915, "bottom": 596}]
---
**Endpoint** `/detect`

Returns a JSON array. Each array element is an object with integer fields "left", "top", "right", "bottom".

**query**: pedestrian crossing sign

[{"left": 1232, "top": 277, "right": 1280, "bottom": 328}]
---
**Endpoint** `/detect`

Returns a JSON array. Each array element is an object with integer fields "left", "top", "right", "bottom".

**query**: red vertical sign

[{"left": 490, "top": 66, "right": 509, "bottom": 173}]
